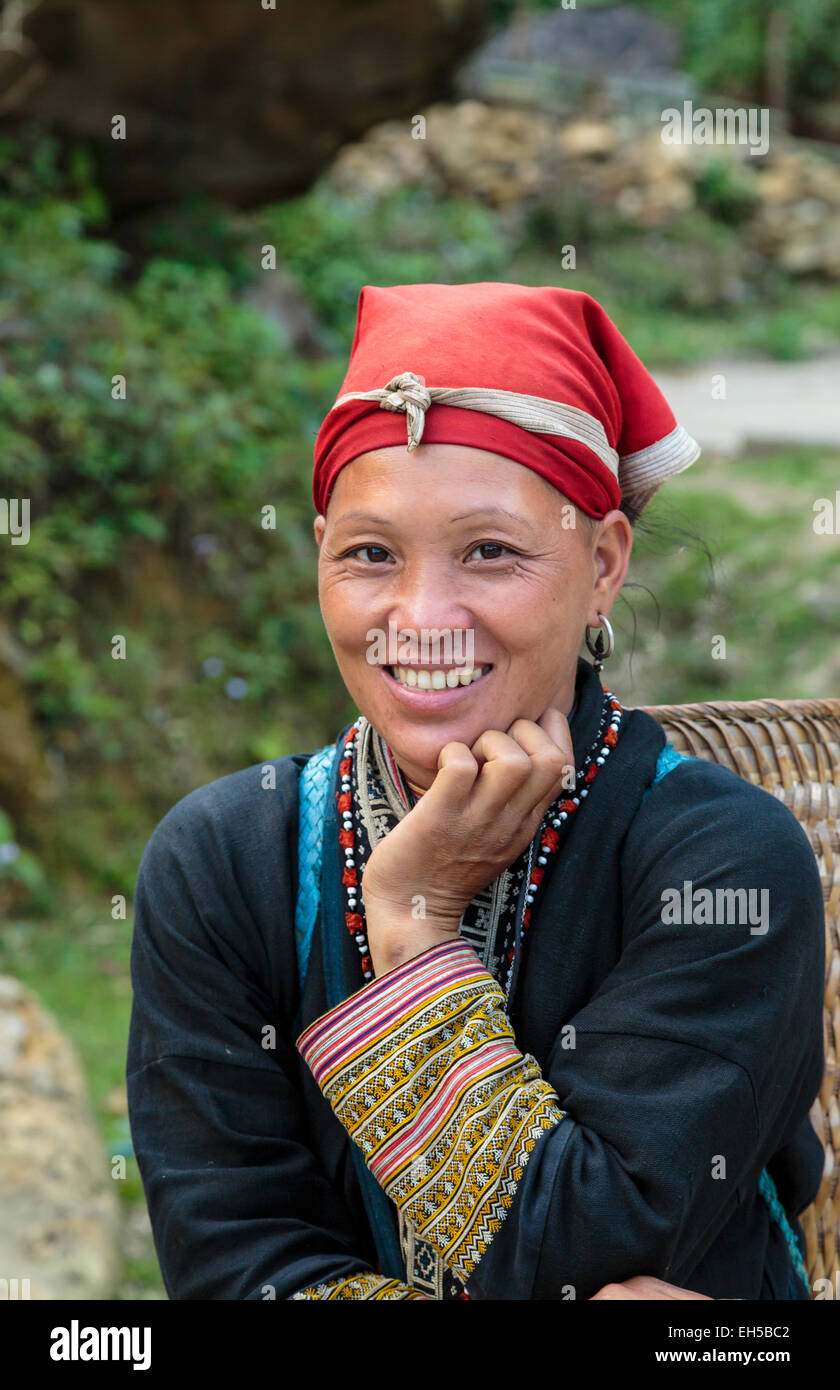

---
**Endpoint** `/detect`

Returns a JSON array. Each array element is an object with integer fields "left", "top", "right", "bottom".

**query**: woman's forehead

[{"left": 327, "top": 444, "right": 565, "bottom": 515}]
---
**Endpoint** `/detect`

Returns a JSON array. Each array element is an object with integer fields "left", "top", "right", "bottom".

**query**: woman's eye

[
  {"left": 346, "top": 545, "right": 392, "bottom": 564},
  {"left": 468, "top": 542, "right": 514, "bottom": 561}
]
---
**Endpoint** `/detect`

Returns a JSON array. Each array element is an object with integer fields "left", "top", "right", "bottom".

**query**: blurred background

[{"left": 0, "top": 0, "right": 838, "bottom": 1298}]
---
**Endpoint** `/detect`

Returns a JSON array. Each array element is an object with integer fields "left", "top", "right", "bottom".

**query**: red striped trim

[
  {"left": 296, "top": 940, "right": 487, "bottom": 1078},
  {"left": 371, "top": 1043, "right": 523, "bottom": 1183}
]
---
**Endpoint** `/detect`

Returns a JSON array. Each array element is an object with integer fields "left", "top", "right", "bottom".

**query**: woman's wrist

[{"left": 363, "top": 894, "right": 463, "bottom": 975}]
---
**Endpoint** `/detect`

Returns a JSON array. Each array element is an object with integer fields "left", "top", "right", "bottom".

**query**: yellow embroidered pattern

[
  {"left": 290, "top": 1273, "right": 426, "bottom": 1300},
  {"left": 297, "top": 941, "right": 566, "bottom": 1289}
]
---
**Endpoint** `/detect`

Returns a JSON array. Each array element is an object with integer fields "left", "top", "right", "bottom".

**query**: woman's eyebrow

[
  {"left": 335, "top": 507, "right": 535, "bottom": 532},
  {"left": 448, "top": 507, "right": 534, "bottom": 532}
]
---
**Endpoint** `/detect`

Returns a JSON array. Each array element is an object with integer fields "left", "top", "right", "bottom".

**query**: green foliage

[
  {"left": 259, "top": 183, "right": 509, "bottom": 342},
  {"left": 693, "top": 157, "right": 762, "bottom": 227},
  {"left": 636, "top": 0, "right": 840, "bottom": 111},
  {"left": 0, "top": 134, "right": 350, "bottom": 893},
  {"left": 0, "top": 808, "right": 51, "bottom": 914}
]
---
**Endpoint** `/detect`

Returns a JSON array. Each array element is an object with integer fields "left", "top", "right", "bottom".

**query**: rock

[
  {"left": 325, "top": 94, "right": 840, "bottom": 277},
  {"left": 757, "top": 156, "right": 809, "bottom": 205},
  {"left": 328, "top": 98, "right": 560, "bottom": 208},
  {"left": 0, "top": 976, "right": 121, "bottom": 1299},
  {"left": 457, "top": 1, "right": 681, "bottom": 107},
  {"left": 559, "top": 119, "right": 617, "bottom": 159},
  {"left": 327, "top": 115, "right": 448, "bottom": 202},
  {"left": 616, "top": 174, "right": 695, "bottom": 226},
  {"left": 0, "top": 0, "right": 491, "bottom": 213}
]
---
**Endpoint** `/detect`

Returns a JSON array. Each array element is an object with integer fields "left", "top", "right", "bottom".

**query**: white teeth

[{"left": 391, "top": 665, "right": 488, "bottom": 689}]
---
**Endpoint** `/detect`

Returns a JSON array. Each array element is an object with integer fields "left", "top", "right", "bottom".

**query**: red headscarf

[{"left": 312, "top": 283, "right": 699, "bottom": 519}]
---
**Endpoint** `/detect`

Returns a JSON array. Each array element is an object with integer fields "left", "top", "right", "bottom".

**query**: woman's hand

[
  {"left": 589, "top": 1276, "right": 713, "bottom": 1300},
  {"left": 361, "top": 706, "right": 575, "bottom": 976}
]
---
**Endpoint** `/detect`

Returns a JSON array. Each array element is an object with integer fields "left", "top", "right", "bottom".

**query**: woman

[{"left": 126, "top": 282, "right": 825, "bottom": 1301}]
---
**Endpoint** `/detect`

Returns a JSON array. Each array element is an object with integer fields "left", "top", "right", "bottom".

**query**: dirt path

[{"left": 653, "top": 353, "right": 840, "bottom": 455}]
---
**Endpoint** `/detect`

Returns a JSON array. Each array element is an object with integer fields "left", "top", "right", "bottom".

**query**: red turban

[{"left": 312, "top": 283, "right": 700, "bottom": 519}]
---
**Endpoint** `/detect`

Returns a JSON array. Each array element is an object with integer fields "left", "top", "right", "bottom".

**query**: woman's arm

[
  {"left": 126, "top": 768, "right": 424, "bottom": 1300},
  {"left": 297, "top": 767, "right": 825, "bottom": 1300}
]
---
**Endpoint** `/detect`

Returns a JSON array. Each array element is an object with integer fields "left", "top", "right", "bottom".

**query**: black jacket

[{"left": 126, "top": 660, "right": 825, "bottom": 1300}]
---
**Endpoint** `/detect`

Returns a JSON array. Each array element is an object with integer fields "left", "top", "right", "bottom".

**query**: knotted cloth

[{"left": 312, "top": 282, "right": 701, "bottom": 520}]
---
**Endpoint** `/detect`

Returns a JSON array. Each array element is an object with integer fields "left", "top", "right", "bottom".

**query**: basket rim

[{"left": 634, "top": 696, "right": 840, "bottom": 724}]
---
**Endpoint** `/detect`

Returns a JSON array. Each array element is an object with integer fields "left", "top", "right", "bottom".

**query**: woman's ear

[
  {"left": 591, "top": 509, "right": 632, "bottom": 607},
  {"left": 313, "top": 514, "right": 325, "bottom": 548}
]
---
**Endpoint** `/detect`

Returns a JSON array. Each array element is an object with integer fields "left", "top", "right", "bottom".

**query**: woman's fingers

[
  {"left": 417, "top": 707, "right": 575, "bottom": 849},
  {"left": 465, "top": 713, "right": 573, "bottom": 822},
  {"left": 467, "top": 729, "right": 533, "bottom": 814},
  {"left": 537, "top": 704, "right": 571, "bottom": 747},
  {"left": 590, "top": 1276, "right": 713, "bottom": 1300},
  {"left": 421, "top": 742, "right": 485, "bottom": 818},
  {"left": 503, "top": 715, "right": 574, "bottom": 819}
]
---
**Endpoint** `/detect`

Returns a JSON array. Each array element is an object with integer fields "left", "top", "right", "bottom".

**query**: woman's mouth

[{"left": 381, "top": 663, "right": 493, "bottom": 708}]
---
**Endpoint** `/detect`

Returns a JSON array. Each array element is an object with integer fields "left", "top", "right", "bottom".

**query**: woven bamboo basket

[{"left": 637, "top": 695, "right": 840, "bottom": 1297}]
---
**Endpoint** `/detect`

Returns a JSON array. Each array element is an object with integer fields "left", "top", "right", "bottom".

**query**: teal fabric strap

[
  {"left": 295, "top": 744, "right": 337, "bottom": 994},
  {"left": 759, "top": 1168, "right": 811, "bottom": 1297},
  {"left": 640, "top": 741, "right": 690, "bottom": 803}
]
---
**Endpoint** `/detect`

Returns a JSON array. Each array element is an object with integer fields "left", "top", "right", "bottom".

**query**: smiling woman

[{"left": 126, "top": 282, "right": 825, "bottom": 1303}]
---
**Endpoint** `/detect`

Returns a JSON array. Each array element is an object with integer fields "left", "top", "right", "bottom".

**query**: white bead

[
  {"left": 580, "top": 788, "right": 588, "bottom": 797},
  {"left": 596, "top": 756, "right": 604, "bottom": 765},
  {"left": 538, "top": 855, "right": 547, "bottom": 865}
]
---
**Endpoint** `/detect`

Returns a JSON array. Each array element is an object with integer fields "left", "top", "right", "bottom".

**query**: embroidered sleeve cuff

[
  {"left": 290, "top": 1272, "right": 427, "bottom": 1300},
  {"left": 296, "top": 939, "right": 565, "bottom": 1286}
]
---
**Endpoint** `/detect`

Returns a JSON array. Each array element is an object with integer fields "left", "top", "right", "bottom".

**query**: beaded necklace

[{"left": 336, "top": 688, "right": 624, "bottom": 985}]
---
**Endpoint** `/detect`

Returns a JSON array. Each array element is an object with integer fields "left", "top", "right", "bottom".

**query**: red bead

[
  {"left": 337, "top": 792, "right": 352, "bottom": 811},
  {"left": 338, "top": 828, "right": 354, "bottom": 847},
  {"left": 342, "top": 867, "right": 358, "bottom": 887},
  {"left": 346, "top": 912, "right": 364, "bottom": 932},
  {"left": 530, "top": 867, "right": 544, "bottom": 885},
  {"left": 584, "top": 763, "right": 598, "bottom": 783}
]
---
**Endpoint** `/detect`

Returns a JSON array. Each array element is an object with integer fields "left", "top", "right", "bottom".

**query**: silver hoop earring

[{"left": 585, "top": 612, "right": 615, "bottom": 672}]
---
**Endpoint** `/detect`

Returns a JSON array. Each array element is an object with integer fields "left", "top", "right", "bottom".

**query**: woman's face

[{"left": 314, "top": 443, "right": 632, "bottom": 790}]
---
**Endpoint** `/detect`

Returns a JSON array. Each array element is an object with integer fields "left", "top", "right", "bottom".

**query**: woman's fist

[{"left": 362, "top": 706, "right": 575, "bottom": 975}]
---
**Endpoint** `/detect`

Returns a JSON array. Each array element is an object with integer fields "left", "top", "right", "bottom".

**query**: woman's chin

[{"left": 362, "top": 689, "right": 505, "bottom": 768}]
